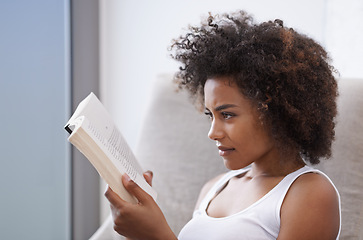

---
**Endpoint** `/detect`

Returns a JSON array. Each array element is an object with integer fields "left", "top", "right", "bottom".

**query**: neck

[{"left": 248, "top": 151, "right": 305, "bottom": 178}]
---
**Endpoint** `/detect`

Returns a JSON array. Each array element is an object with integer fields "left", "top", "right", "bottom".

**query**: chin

[{"left": 223, "top": 159, "right": 250, "bottom": 171}]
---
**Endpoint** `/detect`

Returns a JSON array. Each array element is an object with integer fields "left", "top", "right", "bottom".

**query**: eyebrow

[{"left": 205, "top": 104, "right": 238, "bottom": 112}]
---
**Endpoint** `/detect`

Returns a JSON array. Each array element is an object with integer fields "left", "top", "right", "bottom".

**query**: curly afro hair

[{"left": 170, "top": 10, "right": 338, "bottom": 165}]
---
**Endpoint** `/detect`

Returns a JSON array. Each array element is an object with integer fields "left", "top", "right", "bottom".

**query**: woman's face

[{"left": 204, "top": 76, "right": 277, "bottom": 170}]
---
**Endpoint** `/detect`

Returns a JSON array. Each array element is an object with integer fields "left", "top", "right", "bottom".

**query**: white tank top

[{"left": 178, "top": 166, "right": 341, "bottom": 240}]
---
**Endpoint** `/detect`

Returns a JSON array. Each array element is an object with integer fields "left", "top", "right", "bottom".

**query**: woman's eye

[
  {"left": 222, "top": 112, "right": 234, "bottom": 120},
  {"left": 204, "top": 111, "right": 213, "bottom": 120}
]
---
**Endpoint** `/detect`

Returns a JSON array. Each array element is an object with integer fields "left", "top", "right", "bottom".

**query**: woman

[{"left": 105, "top": 10, "right": 341, "bottom": 239}]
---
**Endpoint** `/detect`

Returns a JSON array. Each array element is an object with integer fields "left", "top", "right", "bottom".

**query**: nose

[{"left": 208, "top": 119, "right": 224, "bottom": 141}]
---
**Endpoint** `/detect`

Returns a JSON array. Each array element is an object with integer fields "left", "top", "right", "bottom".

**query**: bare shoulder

[
  {"left": 278, "top": 172, "right": 340, "bottom": 240},
  {"left": 194, "top": 173, "right": 225, "bottom": 211}
]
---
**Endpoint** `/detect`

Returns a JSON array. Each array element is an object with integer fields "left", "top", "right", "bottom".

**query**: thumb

[
  {"left": 122, "top": 174, "right": 151, "bottom": 204},
  {"left": 143, "top": 170, "right": 153, "bottom": 186}
]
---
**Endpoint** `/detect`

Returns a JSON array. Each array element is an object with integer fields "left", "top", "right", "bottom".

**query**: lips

[{"left": 217, "top": 145, "right": 235, "bottom": 156}]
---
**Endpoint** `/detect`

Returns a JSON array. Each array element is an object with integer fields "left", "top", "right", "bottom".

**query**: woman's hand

[{"left": 104, "top": 171, "right": 177, "bottom": 240}]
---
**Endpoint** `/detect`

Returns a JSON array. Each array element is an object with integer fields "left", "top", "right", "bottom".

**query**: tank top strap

[{"left": 198, "top": 167, "right": 251, "bottom": 213}]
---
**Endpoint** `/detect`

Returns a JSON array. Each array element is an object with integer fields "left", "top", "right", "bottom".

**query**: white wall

[
  {"left": 98, "top": 0, "right": 363, "bottom": 222},
  {"left": 325, "top": 0, "right": 363, "bottom": 78}
]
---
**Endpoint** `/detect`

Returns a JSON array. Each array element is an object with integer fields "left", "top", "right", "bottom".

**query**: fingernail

[{"left": 124, "top": 174, "right": 132, "bottom": 182}]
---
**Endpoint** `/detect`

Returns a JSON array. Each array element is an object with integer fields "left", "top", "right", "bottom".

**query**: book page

[
  {"left": 67, "top": 93, "right": 156, "bottom": 200},
  {"left": 85, "top": 118, "right": 142, "bottom": 182}
]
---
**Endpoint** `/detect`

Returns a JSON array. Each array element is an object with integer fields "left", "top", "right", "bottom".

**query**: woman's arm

[
  {"left": 277, "top": 173, "right": 340, "bottom": 240},
  {"left": 105, "top": 172, "right": 177, "bottom": 240}
]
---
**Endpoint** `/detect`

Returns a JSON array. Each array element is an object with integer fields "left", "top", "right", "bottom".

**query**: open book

[{"left": 64, "top": 92, "right": 157, "bottom": 203}]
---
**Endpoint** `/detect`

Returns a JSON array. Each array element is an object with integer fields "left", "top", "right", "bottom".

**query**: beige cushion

[{"left": 316, "top": 78, "right": 363, "bottom": 239}]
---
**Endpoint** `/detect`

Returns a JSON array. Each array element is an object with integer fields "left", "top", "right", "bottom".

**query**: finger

[
  {"left": 104, "top": 186, "right": 128, "bottom": 209},
  {"left": 143, "top": 170, "right": 153, "bottom": 186},
  {"left": 109, "top": 202, "right": 122, "bottom": 221},
  {"left": 122, "top": 174, "right": 152, "bottom": 204}
]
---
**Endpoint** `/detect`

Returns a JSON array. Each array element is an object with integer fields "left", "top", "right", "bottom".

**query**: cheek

[
  {"left": 233, "top": 122, "right": 273, "bottom": 152},
  {"left": 228, "top": 119, "right": 256, "bottom": 140}
]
